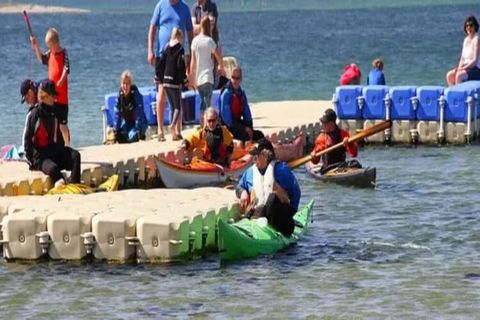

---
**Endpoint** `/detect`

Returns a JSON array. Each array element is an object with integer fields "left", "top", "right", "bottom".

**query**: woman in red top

[{"left": 310, "top": 108, "right": 358, "bottom": 173}]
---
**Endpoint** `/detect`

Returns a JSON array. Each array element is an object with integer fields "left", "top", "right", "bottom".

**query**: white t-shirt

[
  {"left": 191, "top": 34, "right": 217, "bottom": 86},
  {"left": 462, "top": 35, "right": 480, "bottom": 68}
]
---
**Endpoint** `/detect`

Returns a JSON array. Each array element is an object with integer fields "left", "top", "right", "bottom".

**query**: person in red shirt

[
  {"left": 31, "top": 27, "right": 71, "bottom": 147},
  {"left": 310, "top": 108, "right": 358, "bottom": 173}
]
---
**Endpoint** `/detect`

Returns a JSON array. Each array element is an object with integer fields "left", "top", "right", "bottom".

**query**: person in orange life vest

[
  {"left": 219, "top": 66, "right": 264, "bottom": 144},
  {"left": 31, "top": 28, "right": 71, "bottom": 147},
  {"left": 22, "top": 79, "right": 81, "bottom": 188},
  {"left": 180, "top": 107, "right": 234, "bottom": 166},
  {"left": 20, "top": 79, "right": 39, "bottom": 107},
  {"left": 310, "top": 108, "right": 358, "bottom": 172}
]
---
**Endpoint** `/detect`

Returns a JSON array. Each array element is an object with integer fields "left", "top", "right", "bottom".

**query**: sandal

[
  {"left": 172, "top": 135, "right": 181, "bottom": 141},
  {"left": 157, "top": 133, "right": 166, "bottom": 142},
  {"left": 176, "top": 134, "right": 183, "bottom": 140}
]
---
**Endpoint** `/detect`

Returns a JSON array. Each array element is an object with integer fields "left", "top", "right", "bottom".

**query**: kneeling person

[
  {"left": 113, "top": 70, "right": 147, "bottom": 143},
  {"left": 181, "top": 107, "right": 234, "bottom": 166},
  {"left": 236, "top": 138, "right": 301, "bottom": 236},
  {"left": 23, "top": 79, "right": 81, "bottom": 187}
]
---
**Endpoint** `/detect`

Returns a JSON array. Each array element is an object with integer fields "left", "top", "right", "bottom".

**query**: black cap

[
  {"left": 320, "top": 108, "right": 337, "bottom": 123},
  {"left": 249, "top": 138, "right": 275, "bottom": 156},
  {"left": 20, "top": 79, "right": 35, "bottom": 103},
  {"left": 38, "top": 79, "right": 58, "bottom": 97}
]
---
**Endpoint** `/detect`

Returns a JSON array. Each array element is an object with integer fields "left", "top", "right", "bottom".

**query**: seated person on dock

[
  {"left": 113, "top": 70, "right": 147, "bottom": 143},
  {"left": 367, "top": 58, "right": 386, "bottom": 85},
  {"left": 339, "top": 63, "right": 361, "bottom": 85},
  {"left": 20, "top": 79, "right": 39, "bottom": 107},
  {"left": 446, "top": 16, "right": 480, "bottom": 86},
  {"left": 219, "top": 66, "right": 264, "bottom": 144},
  {"left": 236, "top": 138, "right": 301, "bottom": 236},
  {"left": 310, "top": 108, "right": 358, "bottom": 174},
  {"left": 23, "top": 79, "right": 81, "bottom": 188},
  {"left": 180, "top": 107, "right": 234, "bottom": 166}
]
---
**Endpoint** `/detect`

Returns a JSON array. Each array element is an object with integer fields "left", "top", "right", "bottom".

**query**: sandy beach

[{"left": 0, "top": 4, "right": 89, "bottom": 14}]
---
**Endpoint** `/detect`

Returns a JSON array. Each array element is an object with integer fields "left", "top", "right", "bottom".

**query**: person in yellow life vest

[{"left": 180, "top": 107, "right": 234, "bottom": 166}]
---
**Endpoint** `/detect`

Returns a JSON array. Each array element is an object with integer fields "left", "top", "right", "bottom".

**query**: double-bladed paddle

[
  {"left": 23, "top": 10, "right": 34, "bottom": 37},
  {"left": 288, "top": 120, "right": 392, "bottom": 169}
]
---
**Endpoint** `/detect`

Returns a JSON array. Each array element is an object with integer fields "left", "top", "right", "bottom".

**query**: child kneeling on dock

[
  {"left": 236, "top": 138, "right": 301, "bottom": 236},
  {"left": 113, "top": 70, "right": 147, "bottom": 143},
  {"left": 22, "top": 79, "right": 81, "bottom": 188}
]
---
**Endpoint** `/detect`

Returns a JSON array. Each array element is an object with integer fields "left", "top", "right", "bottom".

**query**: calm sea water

[
  {"left": 0, "top": 2, "right": 477, "bottom": 147},
  {"left": 1, "top": 1, "right": 480, "bottom": 318}
]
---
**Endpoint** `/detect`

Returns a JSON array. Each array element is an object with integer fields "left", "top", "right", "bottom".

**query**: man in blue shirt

[
  {"left": 147, "top": 0, "right": 193, "bottom": 141},
  {"left": 236, "top": 138, "right": 301, "bottom": 236}
]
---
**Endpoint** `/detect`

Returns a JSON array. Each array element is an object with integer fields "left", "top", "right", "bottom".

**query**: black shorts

[
  {"left": 55, "top": 104, "right": 69, "bottom": 125},
  {"left": 155, "top": 56, "right": 164, "bottom": 85},
  {"left": 467, "top": 66, "right": 480, "bottom": 81}
]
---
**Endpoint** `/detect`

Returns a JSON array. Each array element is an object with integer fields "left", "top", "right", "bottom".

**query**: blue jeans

[{"left": 197, "top": 82, "right": 214, "bottom": 112}]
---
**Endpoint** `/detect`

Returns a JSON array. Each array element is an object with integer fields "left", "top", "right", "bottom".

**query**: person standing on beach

[
  {"left": 148, "top": 0, "right": 193, "bottom": 142},
  {"left": 190, "top": 16, "right": 225, "bottom": 127},
  {"left": 23, "top": 79, "right": 81, "bottom": 188},
  {"left": 160, "top": 28, "right": 188, "bottom": 141},
  {"left": 191, "top": 0, "right": 223, "bottom": 87},
  {"left": 31, "top": 28, "right": 71, "bottom": 147}
]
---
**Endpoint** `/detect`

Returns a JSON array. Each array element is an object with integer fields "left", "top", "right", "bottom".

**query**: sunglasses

[
  {"left": 466, "top": 23, "right": 473, "bottom": 28},
  {"left": 231, "top": 76, "right": 241, "bottom": 80},
  {"left": 206, "top": 118, "right": 216, "bottom": 124}
]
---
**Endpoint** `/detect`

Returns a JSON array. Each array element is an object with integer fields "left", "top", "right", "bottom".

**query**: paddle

[
  {"left": 23, "top": 10, "right": 34, "bottom": 37},
  {"left": 288, "top": 120, "right": 392, "bottom": 169}
]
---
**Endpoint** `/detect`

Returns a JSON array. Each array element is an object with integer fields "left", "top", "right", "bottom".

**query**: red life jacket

[
  {"left": 231, "top": 92, "right": 243, "bottom": 120},
  {"left": 33, "top": 119, "right": 50, "bottom": 148}
]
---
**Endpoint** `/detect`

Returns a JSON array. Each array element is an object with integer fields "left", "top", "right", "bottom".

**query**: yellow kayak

[{"left": 45, "top": 174, "right": 120, "bottom": 195}]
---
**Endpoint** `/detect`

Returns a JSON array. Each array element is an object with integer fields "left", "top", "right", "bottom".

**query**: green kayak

[{"left": 218, "top": 199, "right": 314, "bottom": 261}]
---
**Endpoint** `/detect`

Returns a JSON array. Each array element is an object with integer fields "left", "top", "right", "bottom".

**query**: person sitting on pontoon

[
  {"left": 236, "top": 138, "right": 301, "bottom": 236},
  {"left": 180, "top": 107, "right": 234, "bottom": 166},
  {"left": 310, "top": 108, "right": 358, "bottom": 174},
  {"left": 219, "top": 66, "right": 264, "bottom": 145}
]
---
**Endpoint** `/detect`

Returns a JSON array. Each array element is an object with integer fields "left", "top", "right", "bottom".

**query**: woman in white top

[
  {"left": 189, "top": 16, "right": 224, "bottom": 126},
  {"left": 446, "top": 16, "right": 480, "bottom": 86}
]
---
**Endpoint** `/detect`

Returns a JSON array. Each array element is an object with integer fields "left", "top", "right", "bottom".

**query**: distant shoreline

[{"left": 0, "top": 4, "right": 90, "bottom": 14}]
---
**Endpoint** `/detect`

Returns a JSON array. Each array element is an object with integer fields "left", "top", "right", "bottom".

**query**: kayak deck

[
  {"left": 306, "top": 161, "right": 376, "bottom": 188},
  {"left": 218, "top": 199, "right": 314, "bottom": 261}
]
